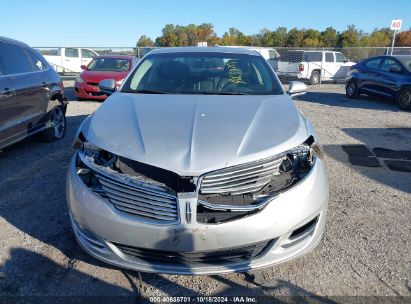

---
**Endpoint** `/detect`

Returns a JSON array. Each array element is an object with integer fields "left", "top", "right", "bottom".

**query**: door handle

[{"left": 42, "top": 81, "right": 47, "bottom": 87}]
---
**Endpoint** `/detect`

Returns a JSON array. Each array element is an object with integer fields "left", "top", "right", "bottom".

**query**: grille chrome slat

[
  {"left": 78, "top": 152, "right": 179, "bottom": 224},
  {"left": 98, "top": 178, "right": 177, "bottom": 208},
  {"left": 110, "top": 198, "right": 177, "bottom": 217},
  {"left": 114, "top": 204, "right": 177, "bottom": 221},
  {"left": 201, "top": 165, "right": 277, "bottom": 185},
  {"left": 200, "top": 156, "right": 284, "bottom": 195},
  {"left": 203, "top": 159, "right": 282, "bottom": 180}
]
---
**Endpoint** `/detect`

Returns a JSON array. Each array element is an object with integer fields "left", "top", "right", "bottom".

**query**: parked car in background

[
  {"left": 42, "top": 47, "right": 99, "bottom": 74},
  {"left": 275, "top": 50, "right": 355, "bottom": 84},
  {"left": 74, "top": 55, "right": 138, "bottom": 101},
  {"left": 67, "top": 47, "right": 328, "bottom": 274},
  {"left": 224, "top": 46, "right": 280, "bottom": 68},
  {"left": 0, "top": 37, "right": 67, "bottom": 150},
  {"left": 346, "top": 55, "right": 411, "bottom": 110}
]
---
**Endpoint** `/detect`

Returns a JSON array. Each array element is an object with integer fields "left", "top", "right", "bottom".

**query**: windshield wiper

[
  {"left": 195, "top": 91, "right": 248, "bottom": 95},
  {"left": 134, "top": 89, "right": 167, "bottom": 94}
]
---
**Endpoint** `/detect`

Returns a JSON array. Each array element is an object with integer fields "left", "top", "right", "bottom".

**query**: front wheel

[
  {"left": 396, "top": 87, "right": 411, "bottom": 110},
  {"left": 40, "top": 106, "right": 66, "bottom": 142},
  {"left": 346, "top": 80, "right": 359, "bottom": 99}
]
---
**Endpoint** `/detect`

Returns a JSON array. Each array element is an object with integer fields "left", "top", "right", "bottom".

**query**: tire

[
  {"left": 310, "top": 71, "right": 320, "bottom": 85},
  {"left": 40, "top": 106, "right": 66, "bottom": 142},
  {"left": 396, "top": 87, "right": 411, "bottom": 110},
  {"left": 346, "top": 80, "right": 359, "bottom": 99}
]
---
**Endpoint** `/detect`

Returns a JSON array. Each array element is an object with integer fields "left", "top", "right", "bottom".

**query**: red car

[{"left": 74, "top": 55, "right": 138, "bottom": 100}]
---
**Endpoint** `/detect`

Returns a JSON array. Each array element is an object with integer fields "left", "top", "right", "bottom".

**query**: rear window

[
  {"left": 280, "top": 51, "right": 304, "bottom": 63},
  {"left": 304, "top": 52, "right": 323, "bottom": 62}
]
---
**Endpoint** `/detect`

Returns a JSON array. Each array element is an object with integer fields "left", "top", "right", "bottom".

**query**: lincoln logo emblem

[{"left": 185, "top": 202, "right": 192, "bottom": 223}]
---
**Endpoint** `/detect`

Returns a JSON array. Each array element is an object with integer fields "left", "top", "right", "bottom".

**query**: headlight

[
  {"left": 256, "top": 137, "right": 323, "bottom": 199},
  {"left": 75, "top": 75, "right": 85, "bottom": 84}
]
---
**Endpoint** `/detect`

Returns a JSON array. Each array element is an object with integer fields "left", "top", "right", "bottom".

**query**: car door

[
  {"left": 4, "top": 43, "right": 48, "bottom": 138},
  {"left": 63, "top": 48, "right": 81, "bottom": 72},
  {"left": 378, "top": 57, "right": 405, "bottom": 97},
  {"left": 358, "top": 57, "right": 384, "bottom": 94},
  {"left": 23, "top": 48, "right": 51, "bottom": 126},
  {"left": 0, "top": 72, "right": 17, "bottom": 147},
  {"left": 321, "top": 52, "right": 337, "bottom": 80},
  {"left": 335, "top": 52, "right": 350, "bottom": 79},
  {"left": 0, "top": 42, "right": 38, "bottom": 145}
]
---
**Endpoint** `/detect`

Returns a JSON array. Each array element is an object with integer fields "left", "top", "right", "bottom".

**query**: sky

[{"left": 0, "top": 0, "right": 410, "bottom": 47}]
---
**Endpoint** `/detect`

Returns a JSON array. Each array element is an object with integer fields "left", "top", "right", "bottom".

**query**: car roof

[
  {"left": 148, "top": 47, "right": 260, "bottom": 56},
  {"left": 0, "top": 36, "right": 30, "bottom": 48},
  {"left": 94, "top": 55, "right": 136, "bottom": 59}
]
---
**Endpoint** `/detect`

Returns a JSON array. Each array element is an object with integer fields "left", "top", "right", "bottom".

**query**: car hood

[
  {"left": 83, "top": 93, "right": 311, "bottom": 176},
  {"left": 80, "top": 70, "right": 128, "bottom": 83}
]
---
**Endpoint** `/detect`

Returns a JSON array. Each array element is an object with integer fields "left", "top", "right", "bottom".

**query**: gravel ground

[{"left": 0, "top": 81, "right": 410, "bottom": 303}]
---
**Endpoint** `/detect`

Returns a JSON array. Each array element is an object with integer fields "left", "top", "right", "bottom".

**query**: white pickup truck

[
  {"left": 42, "top": 47, "right": 99, "bottom": 74},
  {"left": 275, "top": 50, "right": 355, "bottom": 84}
]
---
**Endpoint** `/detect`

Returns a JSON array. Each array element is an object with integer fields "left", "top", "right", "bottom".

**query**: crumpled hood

[{"left": 83, "top": 93, "right": 311, "bottom": 176}]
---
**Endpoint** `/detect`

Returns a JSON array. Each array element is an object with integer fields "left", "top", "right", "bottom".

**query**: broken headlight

[{"left": 260, "top": 137, "right": 323, "bottom": 196}]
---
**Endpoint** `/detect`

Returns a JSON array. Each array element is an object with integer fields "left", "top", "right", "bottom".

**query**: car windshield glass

[
  {"left": 122, "top": 52, "right": 282, "bottom": 95},
  {"left": 396, "top": 57, "right": 411, "bottom": 72},
  {"left": 87, "top": 58, "right": 130, "bottom": 72}
]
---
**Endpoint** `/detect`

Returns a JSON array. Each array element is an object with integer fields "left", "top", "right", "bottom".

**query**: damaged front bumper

[{"left": 66, "top": 152, "right": 329, "bottom": 275}]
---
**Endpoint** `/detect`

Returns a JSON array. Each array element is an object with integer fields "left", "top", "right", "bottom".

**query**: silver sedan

[{"left": 67, "top": 47, "right": 328, "bottom": 274}]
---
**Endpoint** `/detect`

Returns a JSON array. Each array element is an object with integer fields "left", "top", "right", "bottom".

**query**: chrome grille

[
  {"left": 79, "top": 153, "right": 179, "bottom": 224},
  {"left": 200, "top": 156, "right": 284, "bottom": 195}
]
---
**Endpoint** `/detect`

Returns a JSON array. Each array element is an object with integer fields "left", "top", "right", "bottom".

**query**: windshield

[
  {"left": 87, "top": 58, "right": 130, "bottom": 72},
  {"left": 396, "top": 57, "right": 411, "bottom": 72},
  {"left": 122, "top": 52, "right": 282, "bottom": 95}
]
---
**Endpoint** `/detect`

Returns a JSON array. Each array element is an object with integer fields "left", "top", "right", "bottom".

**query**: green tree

[
  {"left": 136, "top": 35, "right": 154, "bottom": 47},
  {"left": 321, "top": 27, "right": 339, "bottom": 47},
  {"left": 362, "top": 28, "right": 391, "bottom": 47},
  {"left": 339, "top": 25, "right": 363, "bottom": 47},
  {"left": 302, "top": 29, "right": 321, "bottom": 47},
  {"left": 220, "top": 27, "right": 243, "bottom": 45},
  {"left": 286, "top": 28, "right": 304, "bottom": 47}
]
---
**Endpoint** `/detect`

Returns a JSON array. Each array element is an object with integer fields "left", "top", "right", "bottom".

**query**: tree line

[{"left": 137, "top": 23, "right": 411, "bottom": 48}]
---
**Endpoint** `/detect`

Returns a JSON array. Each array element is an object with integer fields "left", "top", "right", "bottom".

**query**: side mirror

[
  {"left": 98, "top": 79, "right": 116, "bottom": 95},
  {"left": 80, "top": 65, "right": 87, "bottom": 70},
  {"left": 344, "top": 59, "right": 349, "bottom": 63},
  {"left": 288, "top": 81, "right": 307, "bottom": 97}
]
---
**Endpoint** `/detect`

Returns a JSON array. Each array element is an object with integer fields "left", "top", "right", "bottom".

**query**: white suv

[{"left": 275, "top": 50, "right": 355, "bottom": 84}]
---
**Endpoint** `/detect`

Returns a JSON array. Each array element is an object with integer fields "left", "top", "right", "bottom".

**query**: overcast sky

[{"left": 0, "top": 0, "right": 410, "bottom": 46}]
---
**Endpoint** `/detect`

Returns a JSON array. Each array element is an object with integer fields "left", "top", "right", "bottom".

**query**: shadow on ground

[
  {"left": 324, "top": 127, "right": 411, "bottom": 194},
  {"left": 299, "top": 91, "right": 403, "bottom": 112}
]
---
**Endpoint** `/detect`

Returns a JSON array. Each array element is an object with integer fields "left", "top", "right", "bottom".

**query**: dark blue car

[{"left": 345, "top": 55, "right": 411, "bottom": 110}]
